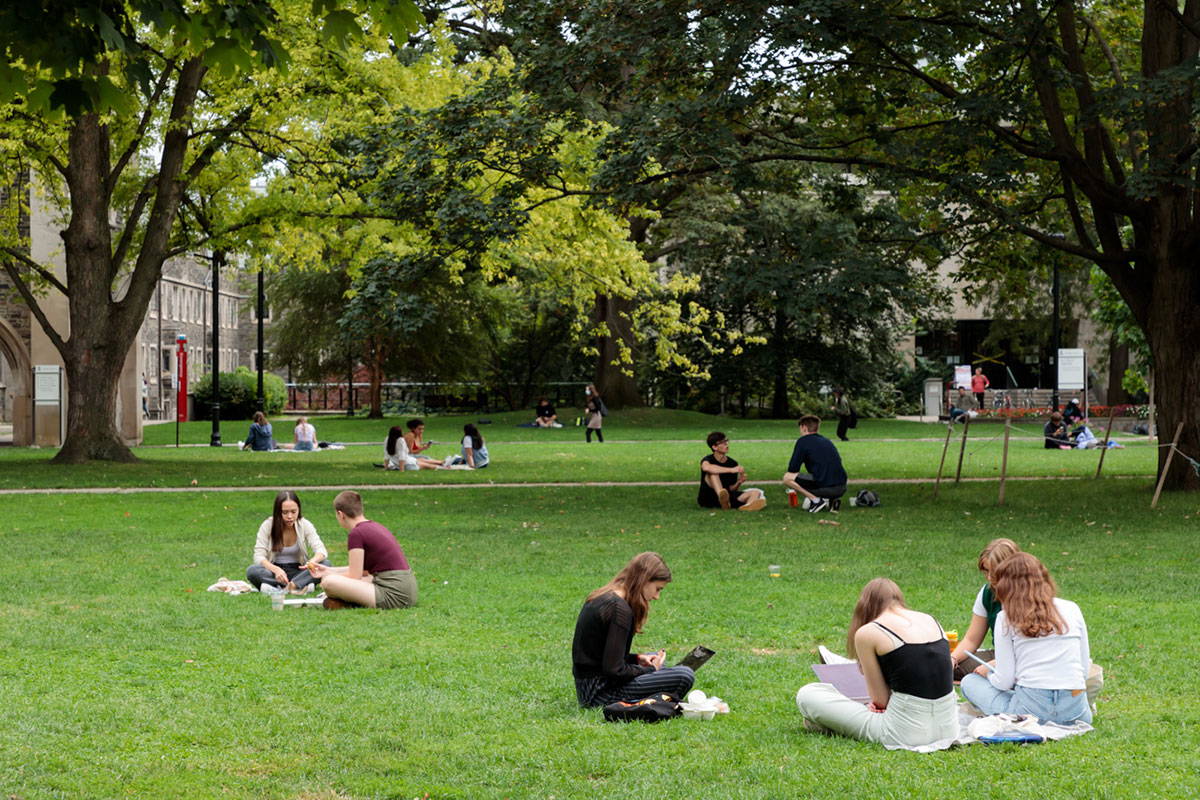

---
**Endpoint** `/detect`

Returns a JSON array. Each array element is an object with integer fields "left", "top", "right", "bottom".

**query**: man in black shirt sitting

[
  {"left": 783, "top": 415, "right": 848, "bottom": 513},
  {"left": 533, "top": 397, "right": 560, "bottom": 427},
  {"left": 698, "top": 431, "right": 766, "bottom": 511}
]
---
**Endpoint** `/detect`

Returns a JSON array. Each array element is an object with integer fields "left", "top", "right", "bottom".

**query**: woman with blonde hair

[
  {"left": 960, "top": 553, "right": 1092, "bottom": 725},
  {"left": 571, "top": 552, "right": 695, "bottom": 707},
  {"left": 796, "top": 578, "right": 957, "bottom": 747},
  {"left": 950, "top": 538, "right": 1021, "bottom": 680}
]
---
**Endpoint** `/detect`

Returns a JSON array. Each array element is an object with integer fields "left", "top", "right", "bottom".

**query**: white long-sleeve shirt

[{"left": 989, "top": 597, "right": 1090, "bottom": 691}]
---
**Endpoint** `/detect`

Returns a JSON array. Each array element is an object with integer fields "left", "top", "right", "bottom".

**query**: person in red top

[
  {"left": 309, "top": 490, "right": 417, "bottom": 610},
  {"left": 971, "top": 367, "right": 990, "bottom": 409}
]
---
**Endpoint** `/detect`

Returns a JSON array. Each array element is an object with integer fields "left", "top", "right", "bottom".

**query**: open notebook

[{"left": 811, "top": 663, "right": 870, "bottom": 704}]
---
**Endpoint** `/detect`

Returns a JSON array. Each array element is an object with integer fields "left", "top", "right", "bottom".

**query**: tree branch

[
  {"left": 1, "top": 246, "right": 69, "bottom": 296},
  {"left": 1, "top": 260, "right": 68, "bottom": 354}
]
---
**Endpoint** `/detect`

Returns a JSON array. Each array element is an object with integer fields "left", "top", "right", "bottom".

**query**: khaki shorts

[{"left": 373, "top": 569, "right": 418, "bottom": 609}]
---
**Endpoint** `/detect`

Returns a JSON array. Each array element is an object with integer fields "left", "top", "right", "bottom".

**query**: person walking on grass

[
  {"left": 796, "top": 578, "right": 958, "bottom": 748},
  {"left": 571, "top": 552, "right": 696, "bottom": 707},
  {"left": 246, "top": 490, "right": 331, "bottom": 594},
  {"left": 782, "top": 414, "right": 848, "bottom": 513},
  {"left": 309, "top": 491, "right": 417, "bottom": 610},
  {"left": 971, "top": 367, "right": 990, "bottom": 409},
  {"left": 698, "top": 431, "right": 766, "bottom": 511},
  {"left": 831, "top": 387, "right": 853, "bottom": 442},
  {"left": 584, "top": 383, "right": 606, "bottom": 443}
]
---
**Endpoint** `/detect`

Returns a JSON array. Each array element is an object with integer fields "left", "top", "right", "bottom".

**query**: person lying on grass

[
  {"left": 698, "top": 431, "right": 766, "bottom": 511},
  {"left": 309, "top": 490, "right": 417, "bottom": 610},
  {"left": 571, "top": 552, "right": 695, "bottom": 708},
  {"left": 950, "top": 538, "right": 1021, "bottom": 681},
  {"left": 796, "top": 577, "right": 957, "bottom": 748},
  {"left": 246, "top": 490, "right": 330, "bottom": 594},
  {"left": 959, "top": 553, "right": 1092, "bottom": 726}
]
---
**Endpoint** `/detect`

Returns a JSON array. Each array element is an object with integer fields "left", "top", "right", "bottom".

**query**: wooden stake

[
  {"left": 998, "top": 418, "right": 1011, "bottom": 506},
  {"left": 954, "top": 416, "right": 971, "bottom": 483},
  {"left": 1095, "top": 405, "right": 1117, "bottom": 479},
  {"left": 933, "top": 423, "right": 954, "bottom": 499},
  {"left": 1150, "top": 422, "right": 1184, "bottom": 508}
]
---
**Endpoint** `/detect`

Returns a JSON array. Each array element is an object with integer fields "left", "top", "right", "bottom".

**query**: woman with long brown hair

[
  {"left": 960, "top": 553, "right": 1092, "bottom": 724},
  {"left": 950, "top": 538, "right": 1022, "bottom": 680},
  {"left": 796, "top": 578, "right": 957, "bottom": 746},
  {"left": 571, "top": 552, "right": 695, "bottom": 707},
  {"left": 245, "top": 490, "right": 330, "bottom": 593}
]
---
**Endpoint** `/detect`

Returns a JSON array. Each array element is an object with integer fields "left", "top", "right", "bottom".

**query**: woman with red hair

[{"left": 960, "top": 553, "right": 1092, "bottom": 724}]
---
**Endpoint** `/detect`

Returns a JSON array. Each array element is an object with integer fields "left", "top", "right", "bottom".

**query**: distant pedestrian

[
  {"left": 584, "top": 384, "right": 606, "bottom": 443},
  {"left": 971, "top": 368, "right": 990, "bottom": 408},
  {"left": 831, "top": 387, "right": 853, "bottom": 442}
]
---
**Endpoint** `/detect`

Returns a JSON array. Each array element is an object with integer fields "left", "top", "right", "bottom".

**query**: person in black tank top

[{"left": 796, "top": 578, "right": 959, "bottom": 748}]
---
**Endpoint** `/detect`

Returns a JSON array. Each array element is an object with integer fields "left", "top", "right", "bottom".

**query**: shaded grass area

[
  {"left": 2, "top": 417, "right": 1158, "bottom": 491},
  {"left": 1, "top": 481, "right": 1197, "bottom": 798}
]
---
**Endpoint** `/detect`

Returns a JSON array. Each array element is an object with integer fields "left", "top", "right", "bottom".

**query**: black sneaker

[
  {"left": 830, "top": 498, "right": 841, "bottom": 513},
  {"left": 807, "top": 497, "right": 829, "bottom": 514}
]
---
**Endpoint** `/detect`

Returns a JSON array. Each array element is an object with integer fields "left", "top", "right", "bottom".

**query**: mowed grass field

[{"left": 1, "top": 412, "right": 1196, "bottom": 799}]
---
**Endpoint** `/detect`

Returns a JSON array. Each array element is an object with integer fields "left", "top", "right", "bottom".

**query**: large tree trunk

[
  {"left": 43, "top": 61, "right": 204, "bottom": 463},
  {"left": 593, "top": 293, "right": 642, "bottom": 408},
  {"left": 1143, "top": 253, "right": 1200, "bottom": 492},
  {"left": 52, "top": 113, "right": 136, "bottom": 463}
]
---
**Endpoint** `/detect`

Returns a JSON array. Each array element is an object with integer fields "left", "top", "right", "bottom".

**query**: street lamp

[
  {"left": 1048, "top": 234, "right": 1066, "bottom": 412},
  {"left": 209, "top": 252, "right": 222, "bottom": 447}
]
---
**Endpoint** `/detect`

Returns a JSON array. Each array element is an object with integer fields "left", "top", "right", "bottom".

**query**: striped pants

[{"left": 574, "top": 666, "right": 695, "bottom": 708}]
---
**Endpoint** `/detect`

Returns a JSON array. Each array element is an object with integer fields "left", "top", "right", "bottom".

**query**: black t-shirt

[
  {"left": 698, "top": 454, "right": 744, "bottom": 508},
  {"left": 536, "top": 403, "right": 556, "bottom": 418},
  {"left": 571, "top": 592, "right": 652, "bottom": 685},
  {"left": 787, "top": 434, "right": 847, "bottom": 487}
]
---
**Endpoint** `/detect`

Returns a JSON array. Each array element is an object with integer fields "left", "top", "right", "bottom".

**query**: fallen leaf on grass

[
  {"left": 752, "top": 648, "right": 779, "bottom": 655},
  {"left": 817, "top": 519, "right": 841, "bottom": 526}
]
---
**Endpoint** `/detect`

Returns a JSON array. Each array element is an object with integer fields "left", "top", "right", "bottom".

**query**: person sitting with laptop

[
  {"left": 698, "top": 431, "right": 766, "bottom": 511},
  {"left": 782, "top": 414, "right": 848, "bottom": 513},
  {"left": 571, "top": 552, "right": 696, "bottom": 708},
  {"left": 796, "top": 578, "right": 958, "bottom": 747}
]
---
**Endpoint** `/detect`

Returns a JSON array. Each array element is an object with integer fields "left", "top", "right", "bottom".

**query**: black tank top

[{"left": 873, "top": 622, "right": 953, "bottom": 700}]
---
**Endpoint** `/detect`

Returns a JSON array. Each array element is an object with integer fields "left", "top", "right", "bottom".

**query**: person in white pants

[{"left": 796, "top": 578, "right": 958, "bottom": 747}]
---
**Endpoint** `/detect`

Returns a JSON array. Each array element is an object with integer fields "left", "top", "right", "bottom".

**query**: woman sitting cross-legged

[
  {"left": 384, "top": 425, "right": 442, "bottom": 471},
  {"left": 796, "top": 577, "right": 958, "bottom": 747},
  {"left": 960, "top": 553, "right": 1092, "bottom": 725},
  {"left": 571, "top": 552, "right": 695, "bottom": 708},
  {"left": 245, "top": 490, "right": 331, "bottom": 594}
]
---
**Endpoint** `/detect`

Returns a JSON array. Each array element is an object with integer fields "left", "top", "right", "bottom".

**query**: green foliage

[
  {"left": 0, "top": 0, "right": 422, "bottom": 114},
  {"left": 1089, "top": 268, "right": 1151, "bottom": 394},
  {"left": 191, "top": 367, "right": 286, "bottom": 420}
]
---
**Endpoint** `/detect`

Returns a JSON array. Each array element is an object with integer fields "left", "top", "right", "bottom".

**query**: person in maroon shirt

[{"left": 309, "top": 490, "right": 417, "bottom": 610}]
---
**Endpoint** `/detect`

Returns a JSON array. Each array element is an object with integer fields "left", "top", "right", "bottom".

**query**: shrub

[{"left": 192, "top": 368, "right": 286, "bottom": 420}]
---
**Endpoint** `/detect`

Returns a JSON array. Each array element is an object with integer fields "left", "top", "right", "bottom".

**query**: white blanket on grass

[{"left": 884, "top": 707, "right": 1093, "bottom": 752}]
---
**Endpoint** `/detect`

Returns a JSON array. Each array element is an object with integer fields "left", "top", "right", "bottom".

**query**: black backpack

[
  {"left": 602, "top": 693, "right": 681, "bottom": 723},
  {"left": 855, "top": 489, "right": 881, "bottom": 507}
]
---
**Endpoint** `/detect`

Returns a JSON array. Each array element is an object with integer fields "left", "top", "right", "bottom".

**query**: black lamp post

[
  {"left": 209, "top": 252, "right": 222, "bottom": 447},
  {"left": 1049, "top": 234, "right": 1066, "bottom": 413},
  {"left": 256, "top": 267, "right": 265, "bottom": 412}
]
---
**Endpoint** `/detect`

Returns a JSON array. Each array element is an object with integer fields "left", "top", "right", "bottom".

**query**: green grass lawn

[
  {"left": 1, "top": 481, "right": 1197, "bottom": 798},
  {"left": 3, "top": 412, "right": 1157, "bottom": 491},
  {"left": 2, "top": 410, "right": 1195, "bottom": 798}
]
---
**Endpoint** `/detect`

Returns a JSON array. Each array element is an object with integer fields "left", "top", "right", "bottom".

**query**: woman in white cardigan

[{"left": 245, "top": 490, "right": 330, "bottom": 592}]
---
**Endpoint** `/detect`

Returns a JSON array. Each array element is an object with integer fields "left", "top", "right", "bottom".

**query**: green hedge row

[{"left": 191, "top": 367, "right": 285, "bottom": 420}]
